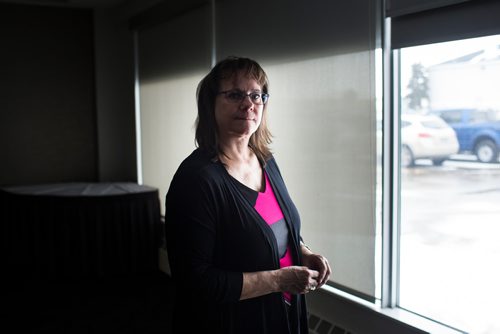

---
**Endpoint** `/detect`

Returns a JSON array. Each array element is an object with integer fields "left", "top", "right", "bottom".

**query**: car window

[
  {"left": 469, "top": 110, "right": 489, "bottom": 124},
  {"left": 482, "top": 109, "right": 500, "bottom": 122},
  {"left": 494, "top": 110, "right": 500, "bottom": 121},
  {"left": 421, "top": 118, "right": 448, "bottom": 129},
  {"left": 439, "top": 110, "right": 462, "bottom": 124}
]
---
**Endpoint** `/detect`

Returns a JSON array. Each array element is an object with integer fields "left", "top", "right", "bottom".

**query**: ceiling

[
  {"left": 1, "top": 0, "right": 210, "bottom": 26},
  {"left": 0, "top": 0, "right": 130, "bottom": 8}
]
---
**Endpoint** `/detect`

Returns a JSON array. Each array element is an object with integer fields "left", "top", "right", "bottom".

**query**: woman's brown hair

[{"left": 195, "top": 56, "right": 272, "bottom": 164}]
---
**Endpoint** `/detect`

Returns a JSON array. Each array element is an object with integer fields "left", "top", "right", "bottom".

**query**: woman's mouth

[{"left": 235, "top": 116, "right": 253, "bottom": 121}]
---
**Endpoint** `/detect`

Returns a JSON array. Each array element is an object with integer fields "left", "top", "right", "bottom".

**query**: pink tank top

[{"left": 254, "top": 172, "right": 294, "bottom": 302}]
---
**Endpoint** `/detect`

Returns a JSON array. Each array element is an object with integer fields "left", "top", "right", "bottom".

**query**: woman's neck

[
  {"left": 218, "top": 137, "right": 252, "bottom": 165},
  {"left": 218, "top": 137, "right": 264, "bottom": 192}
]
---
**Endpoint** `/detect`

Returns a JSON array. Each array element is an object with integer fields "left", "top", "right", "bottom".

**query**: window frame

[{"left": 375, "top": 8, "right": 498, "bottom": 332}]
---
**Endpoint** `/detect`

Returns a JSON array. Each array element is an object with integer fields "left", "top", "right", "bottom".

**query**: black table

[{"left": 0, "top": 182, "right": 162, "bottom": 280}]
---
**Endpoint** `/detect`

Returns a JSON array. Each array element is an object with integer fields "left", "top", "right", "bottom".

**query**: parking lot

[{"left": 399, "top": 155, "right": 500, "bottom": 334}]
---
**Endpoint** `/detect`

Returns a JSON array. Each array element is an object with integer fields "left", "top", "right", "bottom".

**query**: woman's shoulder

[
  {"left": 178, "top": 148, "right": 214, "bottom": 170},
  {"left": 171, "top": 148, "right": 224, "bottom": 187}
]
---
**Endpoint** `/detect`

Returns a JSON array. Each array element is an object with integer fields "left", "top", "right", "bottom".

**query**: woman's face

[{"left": 214, "top": 72, "right": 264, "bottom": 142}]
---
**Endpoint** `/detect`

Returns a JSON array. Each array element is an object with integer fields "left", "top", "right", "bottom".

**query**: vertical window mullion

[
  {"left": 381, "top": 16, "right": 401, "bottom": 309},
  {"left": 392, "top": 48, "right": 402, "bottom": 308}
]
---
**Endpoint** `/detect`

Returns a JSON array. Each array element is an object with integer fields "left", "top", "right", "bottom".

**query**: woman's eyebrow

[{"left": 228, "top": 88, "right": 262, "bottom": 93}]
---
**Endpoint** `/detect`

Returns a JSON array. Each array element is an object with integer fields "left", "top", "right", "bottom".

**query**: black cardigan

[{"left": 165, "top": 148, "right": 309, "bottom": 334}]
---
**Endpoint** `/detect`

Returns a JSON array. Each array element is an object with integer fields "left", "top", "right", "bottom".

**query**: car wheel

[
  {"left": 432, "top": 158, "right": 446, "bottom": 166},
  {"left": 475, "top": 139, "right": 498, "bottom": 163},
  {"left": 401, "top": 145, "right": 414, "bottom": 167}
]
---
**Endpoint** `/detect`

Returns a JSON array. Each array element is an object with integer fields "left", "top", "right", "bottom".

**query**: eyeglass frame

[{"left": 217, "top": 89, "right": 270, "bottom": 105}]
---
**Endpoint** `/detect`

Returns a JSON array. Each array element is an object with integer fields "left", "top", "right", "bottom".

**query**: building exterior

[{"left": 428, "top": 45, "right": 500, "bottom": 111}]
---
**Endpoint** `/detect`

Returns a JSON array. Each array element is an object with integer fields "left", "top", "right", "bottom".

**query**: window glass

[
  {"left": 493, "top": 110, "right": 500, "bottom": 121},
  {"left": 398, "top": 35, "right": 500, "bottom": 333},
  {"left": 439, "top": 110, "right": 462, "bottom": 124},
  {"left": 421, "top": 119, "right": 447, "bottom": 129},
  {"left": 469, "top": 110, "right": 489, "bottom": 123}
]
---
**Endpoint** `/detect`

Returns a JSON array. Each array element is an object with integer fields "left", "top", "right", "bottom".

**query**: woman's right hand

[{"left": 276, "top": 266, "right": 319, "bottom": 294}]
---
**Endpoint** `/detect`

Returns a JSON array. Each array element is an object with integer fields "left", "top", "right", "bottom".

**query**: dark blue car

[{"left": 429, "top": 109, "right": 500, "bottom": 163}]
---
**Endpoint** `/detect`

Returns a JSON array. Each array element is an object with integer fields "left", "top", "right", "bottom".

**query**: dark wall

[
  {"left": 94, "top": 8, "right": 137, "bottom": 182},
  {"left": 0, "top": 4, "right": 98, "bottom": 185}
]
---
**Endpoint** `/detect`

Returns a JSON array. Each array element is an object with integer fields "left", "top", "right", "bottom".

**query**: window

[
  {"left": 397, "top": 35, "right": 500, "bottom": 334},
  {"left": 135, "top": 1, "right": 500, "bottom": 332},
  {"left": 439, "top": 110, "right": 463, "bottom": 124},
  {"left": 469, "top": 110, "right": 489, "bottom": 124}
]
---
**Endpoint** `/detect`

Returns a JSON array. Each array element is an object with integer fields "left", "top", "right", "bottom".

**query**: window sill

[{"left": 308, "top": 285, "right": 465, "bottom": 334}]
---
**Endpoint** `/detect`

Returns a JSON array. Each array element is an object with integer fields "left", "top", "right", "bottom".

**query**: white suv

[{"left": 401, "top": 114, "right": 459, "bottom": 167}]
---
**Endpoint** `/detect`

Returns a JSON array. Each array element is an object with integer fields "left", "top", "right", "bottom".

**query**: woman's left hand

[{"left": 301, "top": 248, "right": 331, "bottom": 288}]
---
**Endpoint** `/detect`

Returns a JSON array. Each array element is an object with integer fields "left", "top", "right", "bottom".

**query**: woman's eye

[
  {"left": 250, "top": 93, "right": 261, "bottom": 101},
  {"left": 228, "top": 91, "right": 244, "bottom": 100}
]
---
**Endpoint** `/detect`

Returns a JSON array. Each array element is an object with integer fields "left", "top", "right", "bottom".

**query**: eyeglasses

[{"left": 217, "top": 90, "right": 269, "bottom": 105}]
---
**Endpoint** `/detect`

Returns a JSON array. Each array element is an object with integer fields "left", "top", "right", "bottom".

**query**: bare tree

[{"left": 405, "top": 63, "right": 429, "bottom": 111}]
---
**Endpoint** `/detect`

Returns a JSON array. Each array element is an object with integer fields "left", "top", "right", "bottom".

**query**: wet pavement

[{"left": 399, "top": 157, "right": 500, "bottom": 334}]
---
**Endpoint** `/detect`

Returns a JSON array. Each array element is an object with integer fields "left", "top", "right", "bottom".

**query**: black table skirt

[{"left": 0, "top": 183, "right": 162, "bottom": 279}]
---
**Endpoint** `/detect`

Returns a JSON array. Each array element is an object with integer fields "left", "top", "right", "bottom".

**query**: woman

[{"left": 165, "top": 56, "right": 331, "bottom": 334}]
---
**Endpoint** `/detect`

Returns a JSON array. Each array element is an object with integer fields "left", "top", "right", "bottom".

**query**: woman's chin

[{"left": 228, "top": 127, "right": 257, "bottom": 138}]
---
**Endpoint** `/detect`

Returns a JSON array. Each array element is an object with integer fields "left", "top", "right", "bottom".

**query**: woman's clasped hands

[
  {"left": 276, "top": 266, "right": 319, "bottom": 294},
  {"left": 276, "top": 248, "right": 331, "bottom": 294}
]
